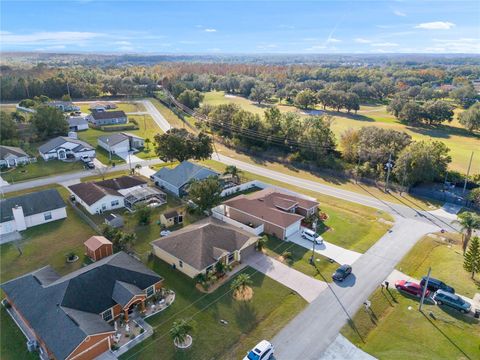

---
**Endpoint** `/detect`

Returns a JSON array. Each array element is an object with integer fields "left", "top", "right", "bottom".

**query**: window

[
  {"left": 111, "top": 200, "right": 120, "bottom": 207},
  {"left": 179, "top": 260, "right": 183, "bottom": 268},
  {"left": 102, "top": 309, "right": 113, "bottom": 322},
  {"left": 44, "top": 212, "right": 52, "bottom": 221},
  {"left": 146, "top": 286, "right": 155, "bottom": 297},
  {"left": 228, "top": 253, "right": 235, "bottom": 264},
  {"left": 178, "top": 215, "right": 183, "bottom": 224}
]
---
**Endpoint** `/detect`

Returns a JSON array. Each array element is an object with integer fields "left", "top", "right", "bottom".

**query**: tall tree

[
  {"left": 154, "top": 128, "right": 213, "bottom": 162},
  {"left": 463, "top": 237, "right": 480, "bottom": 279},
  {"left": 423, "top": 100, "right": 454, "bottom": 125},
  {"left": 31, "top": 105, "right": 68, "bottom": 139},
  {"left": 294, "top": 89, "right": 317, "bottom": 109},
  {"left": 398, "top": 101, "right": 424, "bottom": 124},
  {"left": 248, "top": 83, "right": 273, "bottom": 104},
  {"left": 187, "top": 177, "right": 223, "bottom": 213},
  {"left": 459, "top": 103, "right": 480, "bottom": 132},
  {"left": 451, "top": 84, "right": 478, "bottom": 108},
  {"left": 455, "top": 212, "right": 480, "bottom": 254},
  {"left": 0, "top": 112, "right": 18, "bottom": 142},
  {"left": 177, "top": 89, "right": 204, "bottom": 109}
]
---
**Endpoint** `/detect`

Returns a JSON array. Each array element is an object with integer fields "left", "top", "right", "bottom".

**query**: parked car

[
  {"left": 420, "top": 277, "right": 455, "bottom": 294},
  {"left": 81, "top": 155, "right": 91, "bottom": 163},
  {"left": 301, "top": 228, "right": 324, "bottom": 244},
  {"left": 85, "top": 161, "right": 95, "bottom": 169},
  {"left": 244, "top": 340, "right": 274, "bottom": 360},
  {"left": 395, "top": 280, "right": 430, "bottom": 298},
  {"left": 332, "top": 264, "right": 352, "bottom": 282},
  {"left": 160, "top": 230, "right": 171, "bottom": 237},
  {"left": 433, "top": 290, "right": 471, "bottom": 313}
]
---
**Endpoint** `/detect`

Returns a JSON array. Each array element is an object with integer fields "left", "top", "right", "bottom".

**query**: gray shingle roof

[
  {"left": 91, "top": 110, "right": 127, "bottom": 120},
  {"left": 153, "top": 161, "right": 218, "bottom": 189},
  {"left": 112, "top": 281, "right": 144, "bottom": 307},
  {"left": 0, "top": 189, "right": 66, "bottom": 223},
  {"left": 98, "top": 133, "right": 129, "bottom": 146},
  {"left": 152, "top": 218, "right": 257, "bottom": 271},
  {"left": 0, "top": 145, "right": 28, "bottom": 160},
  {"left": 67, "top": 117, "right": 88, "bottom": 127},
  {"left": 38, "top": 136, "right": 94, "bottom": 154},
  {"left": 1, "top": 252, "right": 162, "bottom": 360}
]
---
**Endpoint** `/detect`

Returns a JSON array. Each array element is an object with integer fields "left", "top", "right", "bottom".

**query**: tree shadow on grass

[
  {"left": 323, "top": 109, "right": 375, "bottom": 122},
  {"left": 234, "top": 300, "right": 258, "bottom": 333}
]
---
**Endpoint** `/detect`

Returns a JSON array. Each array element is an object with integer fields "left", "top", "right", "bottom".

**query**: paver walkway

[
  {"left": 288, "top": 230, "right": 362, "bottom": 265},
  {"left": 245, "top": 252, "right": 327, "bottom": 303}
]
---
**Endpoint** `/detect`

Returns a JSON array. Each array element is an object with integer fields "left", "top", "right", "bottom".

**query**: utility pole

[
  {"left": 309, "top": 219, "right": 318, "bottom": 265},
  {"left": 462, "top": 151, "right": 474, "bottom": 195},
  {"left": 419, "top": 267, "right": 431, "bottom": 312},
  {"left": 384, "top": 153, "right": 393, "bottom": 193}
]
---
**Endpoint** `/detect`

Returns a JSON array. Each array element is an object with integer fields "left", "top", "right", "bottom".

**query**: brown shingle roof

[
  {"left": 223, "top": 188, "right": 318, "bottom": 228},
  {"left": 95, "top": 176, "right": 146, "bottom": 191},
  {"left": 84, "top": 236, "right": 112, "bottom": 251},
  {"left": 151, "top": 218, "right": 257, "bottom": 271}
]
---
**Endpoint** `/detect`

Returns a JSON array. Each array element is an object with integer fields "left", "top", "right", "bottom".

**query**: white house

[
  {"left": 0, "top": 189, "right": 67, "bottom": 235},
  {"left": 47, "top": 101, "right": 80, "bottom": 112},
  {"left": 67, "top": 116, "right": 89, "bottom": 131},
  {"left": 0, "top": 145, "right": 33, "bottom": 168},
  {"left": 98, "top": 133, "right": 145, "bottom": 155},
  {"left": 38, "top": 136, "right": 95, "bottom": 161}
]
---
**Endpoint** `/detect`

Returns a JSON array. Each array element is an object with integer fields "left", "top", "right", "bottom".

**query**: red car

[{"left": 395, "top": 280, "right": 430, "bottom": 298}]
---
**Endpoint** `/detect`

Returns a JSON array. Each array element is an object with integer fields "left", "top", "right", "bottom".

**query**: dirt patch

[{"left": 233, "top": 286, "right": 253, "bottom": 301}]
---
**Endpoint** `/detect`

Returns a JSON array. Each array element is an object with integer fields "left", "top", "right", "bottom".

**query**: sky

[{"left": 1, "top": 0, "right": 479, "bottom": 54}]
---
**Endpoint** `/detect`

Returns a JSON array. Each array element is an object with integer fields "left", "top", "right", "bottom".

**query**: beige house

[
  {"left": 160, "top": 209, "right": 185, "bottom": 228},
  {"left": 151, "top": 218, "right": 258, "bottom": 278}
]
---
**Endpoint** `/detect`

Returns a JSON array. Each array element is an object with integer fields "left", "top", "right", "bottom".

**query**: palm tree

[
  {"left": 230, "top": 273, "right": 253, "bottom": 294},
  {"left": 455, "top": 212, "right": 480, "bottom": 254},
  {"left": 224, "top": 165, "right": 241, "bottom": 184},
  {"left": 169, "top": 319, "right": 193, "bottom": 347},
  {"left": 256, "top": 235, "right": 268, "bottom": 251}
]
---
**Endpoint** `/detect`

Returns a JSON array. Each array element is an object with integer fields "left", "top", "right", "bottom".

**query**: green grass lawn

[
  {"left": 0, "top": 307, "right": 38, "bottom": 360},
  {"left": 263, "top": 236, "right": 339, "bottom": 282},
  {"left": 77, "top": 102, "right": 145, "bottom": 114},
  {"left": 341, "top": 287, "right": 480, "bottom": 360},
  {"left": 202, "top": 91, "right": 479, "bottom": 174},
  {"left": 0, "top": 158, "right": 85, "bottom": 183},
  {"left": 120, "top": 259, "right": 307, "bottom": 360},
  {"left": 149, "top": 98, "right": 187, "bottom": 128},
  {"left": 0, "top": 186, "right": 96, "bottom": 283},
  {"left": 397, "top": 233, "right": 480, "bottom": 298},
  {"left": 77, "top": 114, "right": 161, "bottom": 163},
  {"left": 202, "top": 159, "right": 392, "bottom": 252}
]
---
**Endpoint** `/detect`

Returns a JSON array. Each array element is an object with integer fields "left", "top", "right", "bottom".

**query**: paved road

[
  {"left": 245, "top": 252, "right": 328, "bottom": 303},
  {"left": 273, "top": 218, "right": 440, "bottom": 359},
  {"left": 140, "top": 100, "right": 171, "bottom": 132}
]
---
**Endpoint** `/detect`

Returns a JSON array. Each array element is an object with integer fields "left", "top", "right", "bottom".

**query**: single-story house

[
  {"left": 85, "top": 236, "right": 113, "bottom": 262},
  {"left": 38, "top": 136, "right": 96, "bottom": 161},
  {"left": 69, "top": 176, "right": 166, "bottom": 214},
  {"left": 221, "top": 188, "right": 319, "bottom": 240},
  {"left": 0, "top": 189, "right": 67, "bottom": 235},
  {"left": 160, "top": 209, "right": 185, "bottom": 228},
  {"left": 1, "top": 252, "right": 163, "bottom": 360},
  {"left": 47, "top": 101, "right": 80, "bottom": 112},
  {"left": 67, "top": 116, "right": 89, "bottom": 131},
  {"left": 105, "top": 213, "right": 124, "bottom": 228},
  {"left": 98, "top": 133, "right": 144, "bottom": 154},
  {"left": 151, "top": 161, "right": 219, "bottom": 197},
  {"left": 151, "top": 218, "right": 258, "bottom": 278},
  {"left": 87, "top": 110, "right": 128, "bottom": 126},
  {"left": 89, "top": 102, "right": 117, "bottom": 112},
  {"left": 0, "top": 145, "right": 32, "bottom": 168}
]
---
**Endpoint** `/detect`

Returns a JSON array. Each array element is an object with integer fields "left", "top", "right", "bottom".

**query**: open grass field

[
  {"left": 341, "top": 287, "right": 480, "bottom": 360},
  {"left": 119, "top": 259, "right": 307, "bottom": 360},
  {"left": 0, "top": 186, "right": 96, "bottom": 283},
  {"left": 78, "top": 114, "right": 161, "bottom": 163},
  {"left": 202, "top": 91, "right": 479, "bottom": 174},
  {"left": 0, "top": 158, "right": 85, "bottom": 183},
  {"left": 202, "top": 160, "right": 392, "bottom": 252},
  {"left": 263, "top": 236, "right": 339, "bottom": 282},
  {"left": 149, "top": 98, "right": 186, "bottom": 128},
  {"left": 397, "top": 233, "right": 480, "bottom": 298}
]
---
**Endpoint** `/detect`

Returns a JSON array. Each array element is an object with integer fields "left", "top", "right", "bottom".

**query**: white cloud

[
  {"left": 371, "top": 42, "right": 399, "bottom": 47},
  {"left": 393, "top": 10, "right": 406, "bottom": 17},
  {"left": 204, "top": 28, "right": 217, "bottom": 33},
  {"left": 0, "top": 31, "right": 103, "bottom": 45},
  {"left": 114, "top": 41, "right": 131, "bottom": 46},
  {"left": 431, "top": 38, "right": 480, "bottom": 53},
  {"left": 256, "top": 44, "right": 278, "bottom": 49},
  {"left": 415, "top": 21, "right": 455, "bottom": 30},
  {"left": 355, "top": 38, "right": 371, "bottom": 43},
  {"left": 327, "top": 37, "right": 341, "bottom": 43}
]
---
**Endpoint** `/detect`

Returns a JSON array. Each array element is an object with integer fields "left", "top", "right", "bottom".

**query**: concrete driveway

[
  {"left": 288, "top": 230, "right": 362, "bottom": 265},
  {"left": 116, "top": 151, "right": 144, "bottom": 164},
  {"left": 245, "top": 252, "right": 327, "bottom": 303}
]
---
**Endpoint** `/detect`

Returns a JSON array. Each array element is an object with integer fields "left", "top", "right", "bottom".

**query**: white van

[{"left": 301, "top": 228, "right": 324, "bottom": 244}]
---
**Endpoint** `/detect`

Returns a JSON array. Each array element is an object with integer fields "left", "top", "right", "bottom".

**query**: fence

[{"left": 211, "top": 205, "right": 264, "bottom": 235}]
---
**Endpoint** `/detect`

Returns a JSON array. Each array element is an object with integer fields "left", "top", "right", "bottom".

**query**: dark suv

[{"left": 420, "top": 277, "right": 455, "bottom": 294}]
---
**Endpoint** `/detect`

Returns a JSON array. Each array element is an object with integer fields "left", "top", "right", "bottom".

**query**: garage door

[{"left": 285, "top": 221, "right": 301, "bottom": 238}]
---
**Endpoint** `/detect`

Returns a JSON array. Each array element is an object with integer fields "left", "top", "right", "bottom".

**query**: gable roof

[
  {"left": 222, "top": 188, "right": 318, "bottom": 229},
  {"left": 69, "top": 176, "right": 146, "bottom": 205},
  {"left": 153, "top": 161, "right": 219, "bottom": 189},
  {"left": 67, "top": 117, "right": 88, "bottom": 127},
  {"left": 112, "top": 281, "right": 144, "bottom": 307},
  {"left": 152, "top": 218, "right": 256, "bottom": 271},
  {"left": 38, "top": 136, "right": 94, "bottom": 154},
  {"left": 90, "top": 110, "right": 127, "bottom": 120},
  {"left": 0, "top": 145, "right": 28, "bottom": 160},
  {"left": 0, "top": 189, "right": 66, "bottom": 223},
  {"left": 84, "top": 236, "right": 112, "bottom": 251},
  {"left": 98, "top": 133, "right": 129, "bottom": 146},
  {"left": 1, "top": 252, "right": 162, "bottom": 360}
]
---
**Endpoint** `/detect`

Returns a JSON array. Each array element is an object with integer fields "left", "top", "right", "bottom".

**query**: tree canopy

[
  {"left": 154, "top": 128, "right": 213, "bottom": 162},
  {"left": 31, "top": 105, "right": 68, "bottom": 139}
]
